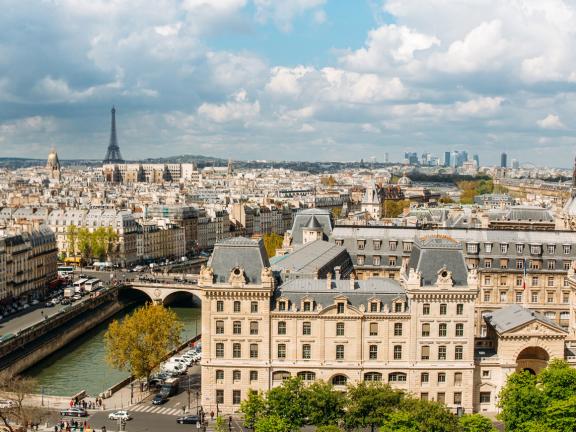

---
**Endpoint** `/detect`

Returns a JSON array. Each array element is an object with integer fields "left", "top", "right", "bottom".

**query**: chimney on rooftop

[{"left": 334, "top": 266, "right": 341, "bottom": 280}]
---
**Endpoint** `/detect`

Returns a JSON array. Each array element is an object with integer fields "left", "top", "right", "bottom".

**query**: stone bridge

[{"left": 121, "top": 277, "right": 201, "bottom": 304}]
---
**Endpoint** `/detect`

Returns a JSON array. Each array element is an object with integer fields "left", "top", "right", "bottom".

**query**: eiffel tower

[{"left": 103, "top": 106, "right": 124, "bottom": 164}]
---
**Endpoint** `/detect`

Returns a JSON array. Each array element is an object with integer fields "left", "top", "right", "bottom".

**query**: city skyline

[{"left": 1, "top": 1, "right": 576, "bottom": 165}]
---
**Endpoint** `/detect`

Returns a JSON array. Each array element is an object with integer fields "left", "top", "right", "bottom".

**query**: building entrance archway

[{"left": 516, "top": 346, "right": 549, "bottom": 375}]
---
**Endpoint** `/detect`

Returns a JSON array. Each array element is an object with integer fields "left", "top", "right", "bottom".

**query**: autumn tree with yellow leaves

[{"left": 104, "top": 304, "right": 183, "bottom": 380}]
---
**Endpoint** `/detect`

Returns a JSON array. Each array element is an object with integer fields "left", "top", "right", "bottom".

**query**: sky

[{"left": 1, "top": 0, "right": 576, "bottom": 166}]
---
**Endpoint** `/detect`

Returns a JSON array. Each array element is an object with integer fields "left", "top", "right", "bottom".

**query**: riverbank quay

[{"left": 0, "top": 287, "right": 122, "bottom": 374}]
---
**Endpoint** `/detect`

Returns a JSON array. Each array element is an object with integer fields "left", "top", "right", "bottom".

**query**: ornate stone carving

[
  {"left": 229, "top": 267, "right": 247, "bottom": 287},
  {"left": 407, "top": 268, "right": 422, "bottom": 286},
  {"left": 467, "top": 268, "right": 479, "bottom": 288},
  {"left": 436, "top": 266, "right": 454, "bottom": 287},
  {"left": 199, "top": 265, "right": 214, "bottom": 285}
]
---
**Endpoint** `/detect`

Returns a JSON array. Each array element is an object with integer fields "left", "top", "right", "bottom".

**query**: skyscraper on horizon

[
  {"left": 103, "top": 106, "right": 124, "bottom": 164},
  {"left": 501, "top": 152, "right": 507, "bottom": 168}
]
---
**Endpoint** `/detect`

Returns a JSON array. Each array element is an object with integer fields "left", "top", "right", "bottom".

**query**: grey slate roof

[
  {"left": 485, "top": 304, "right": 566, "bottom": 334},
  {"left": 407, "top": 236, "right": 468, "bottom": 286},
  {"left": 290, "top": 208, "right": 333, "bottom": 245},
  {"left": 277, "top": 278, "right": 406, "bottom": 310},
  {"left": 272, "top": 240, "right": 351, "bottom": 276},
  {"left": 208, "top": 237, "right": 270, "bottom": 285}
]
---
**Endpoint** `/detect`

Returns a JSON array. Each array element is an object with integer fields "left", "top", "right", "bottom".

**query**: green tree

[
  {"left": 214, "top": 415, "right": 226, "bottom": 432},
  {"left": 240, "top": 389, "right": 267, "bottom": 429},
  {"left": 540, "top": 396, "right": 576, "bottom": 432},
  {"left": 66, "top": 224, "right": 78, "bottom": 257},
  {"left": 254, "top": 415, "right": 291, "bottom": 432},
  {"left": 104, "top": 303, "right": 183, "bottom": 380},
  {"left": 316, "top": 426, "right": 342, "bottom": 432},
  {"left": 498, "top": 371, "right": 546, "bottom": 432},
  {"left": 382, "top": 199, "right": 410, "bottom": 218},
  {"left": 77, "top": 227, "right": 93, "bottom": 265},
  {"left": 267, "top": 377, "right": 309, "bottom": 429},
  {"left": 331, "top": 207, "right": 342, "bottom": 219},
  {"left": 263, "top": 233, "right": 284, "bottom": 258},
  {"left": 380, "top": 398, "right": 460, "bottom": 432},
  {"left": 344, "top": 381, "right": 404, "bottom": 432},
  {"left": 538, "top": 359, "right": 576, "bottom": 401},
  {"left": 306, "top": 380, "right": 345, "bottom": 426},
  {"left": 459, "top": 414, "right": 497, "bottom": 432}
]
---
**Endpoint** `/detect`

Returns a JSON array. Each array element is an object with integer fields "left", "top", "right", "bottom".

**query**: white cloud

[
  {"left": 454, "top": 97, "right": 504, "bottom": 116},
  {"left": 430, "top": 20, "right": 507, "bottom": 73},
  {"left": 254, "top": 0, "right": 326, "bottom": 32},
  {"left": 197, "top": 90, "right": 260, "bottom": 123},
  {"left": 266, "top": 66, "right": 314, "bottom": 96},
  {"left": 341, "top": 24, "right": 439, "bottom": 73},
  {"left": 537, "top": 114, "right": 565, "bottom": 129}
]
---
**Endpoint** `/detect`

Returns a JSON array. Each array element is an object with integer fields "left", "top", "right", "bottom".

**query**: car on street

[
  {"left": 59, "top": 408, "right": 88, "bottom": 417},
  {"left": 176, "top": 415, "right": 199, "bottom": 425},
  {"left": 45, "top": 302, "right": 55, "bottom": 308},
  {"left": 152, "top": 394, "right": 168, "bottom": 405},
  {"left": 108, "top": 410, "right": 131, "bottom": 421}
]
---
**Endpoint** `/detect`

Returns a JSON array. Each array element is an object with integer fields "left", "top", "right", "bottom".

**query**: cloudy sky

[{"left": 1, "top": 0, "right": 576, "bottom": 165}]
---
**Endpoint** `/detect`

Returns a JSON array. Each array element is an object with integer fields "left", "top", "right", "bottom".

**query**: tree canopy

[
  {"left": 263, "top": 233, "right": 283, "bottom": 258},
  {"left": 66, "top": 224, "right": 119, "bottom": 263},
  {"left": 104, "top": 303, "right": 183, "bottom": 379},
  {"left": 498, "top": 360, "right": 576, "bottom": 432}
]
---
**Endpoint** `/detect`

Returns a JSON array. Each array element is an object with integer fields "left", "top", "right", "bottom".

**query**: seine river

[{"left": 24, "top": 304, "right": 201, "bottom": 397}]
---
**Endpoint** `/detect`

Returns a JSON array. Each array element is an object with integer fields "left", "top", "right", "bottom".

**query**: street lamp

[
  {"left": 196, "top": 391, "right": 199, "bottom": 415},
  {"left": 41, "top": 386, "right": 44, "bottom": 407}
]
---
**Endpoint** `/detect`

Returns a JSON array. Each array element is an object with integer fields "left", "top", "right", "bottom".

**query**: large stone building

[
  {"left": 0, "top": 226, "right": 58, "bottom": 306},
  {"left": 198, "top": 235, "right": 573, "bottom": 416}
]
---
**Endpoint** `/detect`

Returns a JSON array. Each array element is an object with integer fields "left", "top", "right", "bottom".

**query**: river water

[{"left": 24, "top": 304, "right": 201, "bottom": 397}]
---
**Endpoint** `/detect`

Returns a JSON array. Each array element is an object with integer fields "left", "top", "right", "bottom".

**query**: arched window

[
  {"left": 364, "top": 372, "right": 382, "bottom": 382},
  {"left": 297, "top": 371, "right": 316, "bottom": 381},
  {"left": 421, "top": 323, "right": 430, "bottom": 337},
  {"left": 393, "top": 345, "right": 402, "bottom": 360},
  {"left": 233, "top": 343, "right": 241, "bottom": 358},
  {"left": 332, "top": 375, "right": 348, "bottom": 386},
  {"left": 272, "top": 371, "right": 291, "bottom": 381},
  {"left": 233, "top": 321, "right": 242, "bottom": 335},
  {"left": 439, "top": 323, "right": 447, "bottom": 337},
  {"left": 388, "top": 372, "right": 407, "bottom": 382},
  {"left": 455, "top": 323, "right": 464, "bottom": 337}
]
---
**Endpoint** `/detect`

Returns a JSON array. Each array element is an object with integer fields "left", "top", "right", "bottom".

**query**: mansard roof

[
  {"left": 276, "top": 277, "right": 406, "bottom": 310},
  {"left": 290, "top": 208, "right": 333, "bottom": 245},
  {"left": 208, "top": 237, "right": 270, "bottom": 285},
  {"left": 407, "top": 236, "right": 468, "bottom": 286}
]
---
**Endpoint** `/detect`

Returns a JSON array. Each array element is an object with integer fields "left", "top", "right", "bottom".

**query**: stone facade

[{"left": 197, "top": 236, "right": 569, "bottom": 416}]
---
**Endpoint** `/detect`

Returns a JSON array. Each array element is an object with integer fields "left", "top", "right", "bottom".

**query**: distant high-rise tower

[
  {"left": 103, "top": 106, "right": 124, "bottom": 164},
  {"left": 500, "top": 152, "right": 507, "bottom": 168},
  {"left": 473, "top": 154, "right": 480, "bottom": 168},
  {"left": 444, "top": 151, "right": 451, "bottom": 167}
]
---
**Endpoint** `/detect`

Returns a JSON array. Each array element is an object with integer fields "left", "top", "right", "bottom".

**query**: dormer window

[
  {"left": 370, "top": 301, "right": 379, "bottom": 312},
  {"left": 394, "top": 302, "right": 403, "bottom": 313},
  {"left": 484, "top": 243, "right": 492, "bottom": 253},
  {"left": 516, "top": 244, "right": 524, "bottom": 254},
  {"left": 466, "top": 243, "right": 479, "bottom": 254},
  {"left": 303, "top": 301, "right": 311, "bottom": 312},
  {"left": 500, "top": 244, "right": 508, "bottom": 254},
  {"left": 547, "top": 245, "right": 556, "bottom": 254},
  {"left": 337, "top": 302, "right": 345, "bottom": 314},
  {"left": 530, "top": 245, "right": 542, "bottom": 255},
  {"left": 389, "top": 241, "right": 397, "bottom": 251},
  {"left": 278, "top": 301, "right": 286, "bottom": 311},
  {"left": 373, "top": 240, "right": 381, "bottom": 250},
  {"left": 403, "top": 242, "right": 413, "bottom": 252},
  {"left": 335, "top": 239, "right": 343, "bottom": 246}
]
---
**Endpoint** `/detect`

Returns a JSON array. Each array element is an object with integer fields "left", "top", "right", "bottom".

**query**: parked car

[
  {"left": 108, "top": 410, "right": 131, "bottom": 421},
  {"left": 59, "top": 408, "right": 88, "bottom": 417},
  {"left": 45, "top": 302, "right": 54, "bottom": 308},
  {"left": 176, "top": 415, "right": 199, "bottom": 425},
  {"left": 152, "top": 394, "right": 168, "bottom": 405}
]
